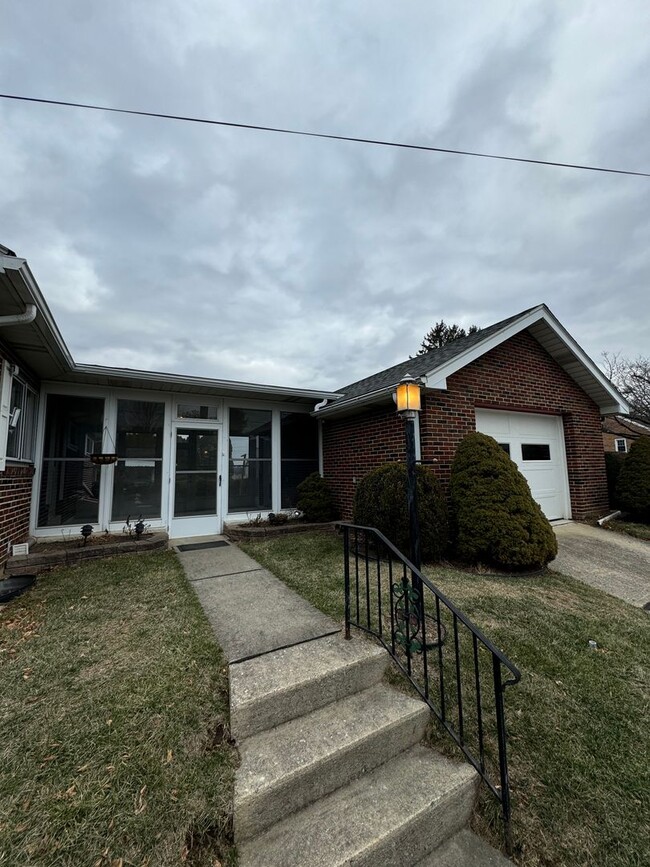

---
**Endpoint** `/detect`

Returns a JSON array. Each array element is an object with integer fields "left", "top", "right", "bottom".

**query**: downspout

[
  {"left": 314, "top": 399, "right": 328, "bottom": 476},
  {"left": 0, "top": 304, "right": 37, "bottom": 327}
]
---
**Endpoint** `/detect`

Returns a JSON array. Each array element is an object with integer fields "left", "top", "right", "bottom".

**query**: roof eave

[
  {"left": 0, "top": 254, "right": 75, "bottom": 375},
  {"left": 313, "top": 385, "right": 396, "bottom": 418},
  {"left": 420, "top": 304, "right": 629, "bottom": 415},
  {"left": 70, "top": 363, "right": 342, "bottom": 402}
]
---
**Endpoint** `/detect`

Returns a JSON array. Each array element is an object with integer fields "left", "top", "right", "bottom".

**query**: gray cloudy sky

[{"left": 1, "top": 1, "right": 649, "bottom": 391}]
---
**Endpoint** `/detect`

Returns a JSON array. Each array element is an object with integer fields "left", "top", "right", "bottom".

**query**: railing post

[
  {"left": 343, "top": 525, "right": 351, "bottom": 640},
  {"left": 493, "top": 655, "right": 514, "bottom": 855}
]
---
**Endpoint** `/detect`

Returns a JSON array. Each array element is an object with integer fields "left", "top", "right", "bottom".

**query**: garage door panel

[{"left": 475, "top": 409, "right": 568, "bottom": 520}]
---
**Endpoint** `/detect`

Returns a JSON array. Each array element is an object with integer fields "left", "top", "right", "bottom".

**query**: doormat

[{"left": 176, "top": 540, "right": 230, "bottom": 552}]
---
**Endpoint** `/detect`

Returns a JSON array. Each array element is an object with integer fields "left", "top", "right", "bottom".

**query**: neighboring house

[
  {"left": 602, "top": 414, "right": 650, "bottom": 454},
  {"left": 316, "top": 306, "right": 629, "bottom": 523},
  {"left": 0, "top": 244, "right": 630, "bottom": 569}
]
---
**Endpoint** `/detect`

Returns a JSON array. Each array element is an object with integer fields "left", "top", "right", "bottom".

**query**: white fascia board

[
  {"left": 312, "top": 384, "right": 395, "bottom": 418},
  {"left": 539, "top": 307, "right": 630, "bottom": 413},
  {"left": 422, "top": 305, "right": 547, "bottom": 389},
  {"left": 422, "top": 304, "right": 630, "bottom": 414},
  {"left": 0, "top": 255, "right": 75, "bottom": 371},
  {"left": 72, "top": 363, "right": 341, "bottom": 402}
]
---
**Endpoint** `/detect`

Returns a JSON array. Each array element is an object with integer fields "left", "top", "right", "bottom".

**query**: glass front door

[{"left": 170, "top": 426, "right": 221, "bottom": 538}]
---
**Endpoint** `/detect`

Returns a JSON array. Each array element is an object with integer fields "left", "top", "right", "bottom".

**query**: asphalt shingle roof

[{"left": 335, "top": 307, "right": 537, "bottom": 401}]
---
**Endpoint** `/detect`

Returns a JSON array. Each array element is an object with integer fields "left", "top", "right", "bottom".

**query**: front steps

[{"left": 230, "top": 634, "right": 510, "bottom": 866}]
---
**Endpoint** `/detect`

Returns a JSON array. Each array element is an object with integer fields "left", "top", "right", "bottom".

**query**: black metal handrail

[{"left": 340, "top": 522, "right": 521, "bottom": 852}]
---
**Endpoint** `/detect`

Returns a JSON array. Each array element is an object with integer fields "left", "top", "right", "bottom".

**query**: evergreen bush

[
  {"left": 296, "top": 472, "right": 338, "bottom": 522},
  {"left": 352, "top": 462, "right": 448, "bottom": 562},
  {"left": 604, "top": 452, "right": 626, "bottom": 509},
  {"left": 449, "top": 432, "right": 557, "bottom": 570},
  {"left": 616, "top": 437, "right": 650, "bottom": 522}
]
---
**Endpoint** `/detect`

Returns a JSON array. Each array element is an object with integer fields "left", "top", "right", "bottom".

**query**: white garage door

[{"left": 475, "top": 409, "right": 569, "bottom": 521}]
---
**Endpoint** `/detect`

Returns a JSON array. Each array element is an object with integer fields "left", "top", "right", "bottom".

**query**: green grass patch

[
  {"left": 241, "top": 532, "right": 650, "bottom": 867},
  {"left": 604, "top": 519, "right": 650, "bottom": 542},
  {"left": 0, "top": 551, "right": 236, "bottom": 867}
]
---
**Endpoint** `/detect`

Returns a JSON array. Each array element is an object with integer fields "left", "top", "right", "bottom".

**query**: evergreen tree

[{"left": 417, "top": 321, "right": 480, "bottom": 354}]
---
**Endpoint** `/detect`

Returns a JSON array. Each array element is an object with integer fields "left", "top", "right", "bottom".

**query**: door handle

[{"left": 218, "top": 474, "right": 222, "bottom": 487}]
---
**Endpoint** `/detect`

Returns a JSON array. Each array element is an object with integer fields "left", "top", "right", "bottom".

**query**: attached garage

[{"left": 475, "top": 409, "right": 570, "bottom": 521}]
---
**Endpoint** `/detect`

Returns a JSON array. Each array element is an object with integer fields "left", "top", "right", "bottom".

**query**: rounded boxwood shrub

[
  {"left": 449, "top": 432, "right": 557, "bottom": 570},
  {"left": 296, "top": 472, "right": 338, "bottom": 522},
  {"left": 616, "top": 437, "right": 650, "bottom": 521},
  {"left": 352, "top": 462, "right": 448, "bottom": 562}
]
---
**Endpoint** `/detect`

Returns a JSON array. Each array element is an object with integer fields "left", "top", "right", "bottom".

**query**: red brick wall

[
  {"left": 322, "top": 329, "right": 608, "bottom": 520},
  {"left": 0, "top": 464, "right": 34, "bottom": 569},
  {"left": 602, "top": 417, "right": 647, "bottom": 453},
  {"left": 322, "top": 406, "right": 406, "bottom": 519}
]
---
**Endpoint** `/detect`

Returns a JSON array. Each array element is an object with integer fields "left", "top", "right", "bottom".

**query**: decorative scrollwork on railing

[
  {"left": 393, "top": 580, "right": 447, "bottom": 654},
  {"left": 393, "top": 580, "right": 423, "bottom": 654}
]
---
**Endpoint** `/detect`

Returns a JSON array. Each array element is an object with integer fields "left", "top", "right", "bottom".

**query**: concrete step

[
  {"left": 238, "top": 744, "right": 478, "bottom": 867},
  {"left": 230, "top": 634, "right": 387, "bottom": 740},
  {"left": 415, "top": 828, "right": 511, "bottom": 866},
  {"left": 235, "top": 683, "right": 430, "bottom": 842}
]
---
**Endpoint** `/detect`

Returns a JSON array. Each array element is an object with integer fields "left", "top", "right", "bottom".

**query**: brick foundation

[
  {"left": 322, "top": 329, "right": 608, "bottom": 521},
  {"left": 0, "top": 464, "right": 34, "bottom": 570}
]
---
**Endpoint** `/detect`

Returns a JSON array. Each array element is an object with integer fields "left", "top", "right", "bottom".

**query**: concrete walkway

[
  {"left": 173, "top": 535, "right": 510, "bottom": 866},
  {"left": 550, "top": 522, "right": 650, "bottom": 608},
  {"left": 173, "top": 536, "right": 340, "bottom": 662}
]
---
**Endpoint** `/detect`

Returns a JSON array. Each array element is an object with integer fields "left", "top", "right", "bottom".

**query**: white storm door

[{"left": 170, "top": 425, "right": 221, "bottom": 538}]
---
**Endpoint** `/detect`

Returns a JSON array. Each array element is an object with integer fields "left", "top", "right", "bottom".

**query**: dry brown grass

[{"left": 0, "top": 551, "right": 236, "bottom": 867}]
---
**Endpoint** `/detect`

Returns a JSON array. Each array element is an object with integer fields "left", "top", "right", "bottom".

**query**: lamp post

[{"left": 395, "top": 374, "right": 422, "bottom": 571}]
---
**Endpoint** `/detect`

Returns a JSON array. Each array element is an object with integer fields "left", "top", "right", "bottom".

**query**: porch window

[
  {"left": 280, "top": 412, "right": 319, "bottom": 508},
  {"left": 228, "top": 408, "right": 272, "bottom": 511},
  {"left": 6, "top": 376, "right": 38, "bottom": 462},
  {"left": 38, "top": 395, "right": 104, "bottom": 527},
  {"left": 111, "top": 400, "right": 165, "bottom": 521}
]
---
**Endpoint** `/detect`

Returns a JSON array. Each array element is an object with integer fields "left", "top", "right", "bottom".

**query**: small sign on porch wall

[{"left": 12, "top": 542, "right": 29, "bottom": 557}]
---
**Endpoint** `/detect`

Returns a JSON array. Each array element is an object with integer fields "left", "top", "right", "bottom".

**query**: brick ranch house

[
  {"left": 602, "top": 415, "right": 650, "bottom": 455},
  {"left": 1, "top": 244, "right": 628, "bottom": 568},
  {"left": 316, "top": 307, "right": 628, "bottom": 522}
]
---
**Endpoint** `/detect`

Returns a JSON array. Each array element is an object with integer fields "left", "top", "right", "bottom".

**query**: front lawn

[
  {"left": 240, "top": 532, "right": 650, "bottom": 867},
  {"left": 0, "top": 551, "right": 236, "bottom": 867}
]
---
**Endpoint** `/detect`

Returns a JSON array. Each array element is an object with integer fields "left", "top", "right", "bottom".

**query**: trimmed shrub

[
  {"left": 605, "top": 452, "right": 626, "bottom": 509},
  {"left": 616, "top": 437, "right": 650, "bottom": 522},
  {"left": 296, "top": 473, "right": 338, "bottom": 522},
  {"left": 352, "top": 462, "right": 448, "bottom": 562},
  {"left": 449, "top": 432, "right": 557, "bottom": 570}
]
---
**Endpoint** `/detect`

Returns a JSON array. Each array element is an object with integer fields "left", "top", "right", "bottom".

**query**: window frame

[
  {"left": 615, "top": 438, "right": 627, "bottom": 453},
  {"left": 1, "top": 362, "right": 39, "bottom": 466}
]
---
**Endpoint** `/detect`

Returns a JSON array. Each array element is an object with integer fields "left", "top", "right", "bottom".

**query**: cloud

[{"left": 1, "top": 1, "right": 649, "bottom": 392}]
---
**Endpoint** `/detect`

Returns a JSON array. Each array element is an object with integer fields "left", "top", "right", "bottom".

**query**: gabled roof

[
  {"left": 602, "top": 415, "right": 650, "bottom": 437},
  {"left": 315, "top": 304, "right": 629, "bottom": 418}
]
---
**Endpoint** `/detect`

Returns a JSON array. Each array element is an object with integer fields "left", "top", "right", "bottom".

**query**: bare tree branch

[{"left": 602, "top": 352, "right": 650, "bottom": 425}]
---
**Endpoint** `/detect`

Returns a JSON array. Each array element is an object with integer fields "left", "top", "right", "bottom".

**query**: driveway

[{"left": 550, "top": 522, "right": 650, "bottom": 608}]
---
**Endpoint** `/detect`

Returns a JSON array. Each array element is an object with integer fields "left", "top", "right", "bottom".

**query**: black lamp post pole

[{"left": 404, "top": 414, "right": 421, "bottom": 572}]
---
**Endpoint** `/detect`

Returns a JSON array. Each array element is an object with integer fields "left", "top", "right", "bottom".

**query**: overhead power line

[{"left": 1, "top": 92, "right": 649, "bottom": 178}]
